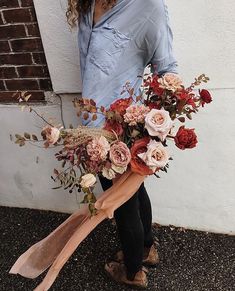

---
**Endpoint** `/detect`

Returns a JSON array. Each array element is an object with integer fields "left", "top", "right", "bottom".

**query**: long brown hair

[{"left": 66, "top": 0, "right": 116, "bottom": 27}]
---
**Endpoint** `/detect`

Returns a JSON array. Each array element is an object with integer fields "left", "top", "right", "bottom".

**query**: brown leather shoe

[
  {"left": 115, "top": 245, "right": 159, "bottom": 266},
  {"left": 105, "top": 261, "right": 148, "bottom": 289}
]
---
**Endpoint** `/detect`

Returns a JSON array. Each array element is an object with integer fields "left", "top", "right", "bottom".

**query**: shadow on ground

[{"left": 0, "top": 206, "right": 234, "bottom": 291}]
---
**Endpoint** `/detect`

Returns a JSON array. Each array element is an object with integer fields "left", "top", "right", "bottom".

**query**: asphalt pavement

[{"left": 0, "top": 206, "right": 234, "bottom": 291}]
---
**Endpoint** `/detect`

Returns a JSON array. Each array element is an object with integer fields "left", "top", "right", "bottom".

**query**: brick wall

[{"left": 0, "top": 0, "right": 52, "bottom": 102}]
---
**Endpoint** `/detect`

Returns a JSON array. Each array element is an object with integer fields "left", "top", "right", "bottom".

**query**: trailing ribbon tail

[{"left": 9, "top": 170, "right": 145, "bottom": 291}]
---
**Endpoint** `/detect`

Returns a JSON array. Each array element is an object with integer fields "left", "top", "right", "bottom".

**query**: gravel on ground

[{"left": 0, "top": 206, "right": 234, "bottom": 291}]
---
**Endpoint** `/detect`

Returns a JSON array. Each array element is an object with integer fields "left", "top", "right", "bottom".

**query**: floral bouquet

[
  {"left": 15, "top": 72, "right": 211, "bottom": 214},
  {"left": 10, "top": 72, "right": 212, "bottom": 290}
]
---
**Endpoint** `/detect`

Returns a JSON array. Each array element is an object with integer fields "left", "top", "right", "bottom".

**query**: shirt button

[{"left": 112, "top": 30, "right": 116, "bottom": 34}]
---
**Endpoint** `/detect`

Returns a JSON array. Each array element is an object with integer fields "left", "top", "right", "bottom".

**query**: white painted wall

[
  {"left": 33, "top": 0, "right": 82, "bottom": 93},
  {"left": 0, "top": 0, "right": 235, "bottom": 234},
  {"left": 34, "top": 0, "right": 235, "bottom": 92}
]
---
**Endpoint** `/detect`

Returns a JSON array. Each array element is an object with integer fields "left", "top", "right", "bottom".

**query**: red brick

[
  {"left": 0, "top": 13, "right": 3, "bottom": 25},
  {"left": 0, "top": 66, "right": 17, "bottom": 78},
  {"left": 32, "top": 52, "right": 47, "bottom": 64},
  {"left": 17, "top": 65, "right": 49, "bottom": 78},
  {"left": 39, "top": 78, "right": 52, "bottom": 90},
  {"left": 0, "top": 53, "right": 33, "bottom": 65},
  {"left": 3, "top": 8, "right": 35, "bottom": 23},
  {"left": 10, "top": 38, "right": 43, "bottom": 52},
  {"left": 26, "top": 23, "right": 40, "bottom": 37},
  {"left": 5, "top": 79, "right": 39, "bottom": 90},
  {"left": 20, "top": 0, "right": 34, "bottom": 7},
  {"left": 0, "top": 80, "right": 5, "bottom": 90},
  {"left": 0, "top": 90, "right": 45, "bottom": 102},
  {"left": 29, "top": 7, "right": 37, "bottom": 22},
  {"left": 0, "top": 24, "right": 26, "bottom": 39},
  {"left": 0, "top": 0, "right": 19, "bottom": 8},
  {"left": 0, "top": 40, "right": 10, "bottom": 52}
]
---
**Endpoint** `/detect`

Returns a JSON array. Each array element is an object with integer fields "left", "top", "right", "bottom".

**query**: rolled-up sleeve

[{"left": 149, "top": 1, "right": 178, "bottom": 76}]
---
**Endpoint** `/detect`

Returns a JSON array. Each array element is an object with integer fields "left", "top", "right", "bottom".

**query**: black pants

[{"left": 99, "top": 176, "right": 154, "bottom": 277}]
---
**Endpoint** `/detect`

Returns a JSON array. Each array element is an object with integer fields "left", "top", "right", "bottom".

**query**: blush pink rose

[
  {"left": 42, "top": 126, "right": 60, "bottom": 145},
  {"left": 86, "top": 136, "right": 110, "bottom": 161},
  {"left": 138, "top": 139, "right": 169, "bottom": 172},
  {"left": 145, "top": 109, "right": 173, "bottom": 141},
  {"left": 158, "top": 73, "right": 183, "bottom": 93},
  {"left": 109, "top": 141, "right": 131, "bottom": 168}
]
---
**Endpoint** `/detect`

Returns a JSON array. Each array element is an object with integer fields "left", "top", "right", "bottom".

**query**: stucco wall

[{"left": 0, "top": 0, "right": 235, "bottom": 234}]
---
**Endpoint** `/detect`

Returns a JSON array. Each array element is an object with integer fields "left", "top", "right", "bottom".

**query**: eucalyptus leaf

[
  {"left": 24, "top": 133, "right": 31, "bottom": 139},
  {"left": 32, "top": 134, "right": 38, "bottom": 141}
]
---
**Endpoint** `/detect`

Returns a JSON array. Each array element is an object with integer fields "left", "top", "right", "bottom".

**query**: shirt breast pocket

[{"left": 89, "top": 24, "right": 130, "bottom": 75}]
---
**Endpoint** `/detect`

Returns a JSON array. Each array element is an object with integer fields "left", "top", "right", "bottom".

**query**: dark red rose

[
  {"left": 174, "top": 126, "right": 198, "bottom": 150},
  {"left": 150, "top": 75, "right": 164, "bottom": 96},
  {"left": 103, "top": 120, "right": 124, "bottom": 136},
  {"left": 145, "top": 101, "right": 162, "bottom": 110},
  {"left": 110, "top": 97, "right": 132, "bottom": 115},
  {"left": 130, "top": 137, "right": 154, "bottom": 176},
  {"left": 199, "top": 89, "right": 212, "bottom": 106},
  {"left": 175, "top": 89, "right": 190, "bottom": 101},
  {"left": 186, "top": 97, "right": 197, "bottom": 108}
]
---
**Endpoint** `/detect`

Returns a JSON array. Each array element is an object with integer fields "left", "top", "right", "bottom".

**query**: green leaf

[
  {"left": 186, "top": 113, "right": 192, "bottom": 120},
  {"left": 81, "top": 194, "right": 89, "bottom": 204}
]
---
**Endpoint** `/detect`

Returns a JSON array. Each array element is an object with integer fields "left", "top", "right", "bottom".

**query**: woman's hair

[{"left": 66, "top": 0, "right": 115, "bottom": 27}]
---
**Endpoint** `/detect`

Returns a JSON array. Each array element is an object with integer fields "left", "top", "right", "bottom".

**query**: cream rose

[
  {"left": 102, "top": 167, "right": 116, "bottom": 180},
  {"left": 80, "top": 173, "right": 96, "bottom": 188},
  {"left": 42, "top": 126, "right": 60, "bottom": 145},
  {"left": 138, "top": 140, "right": 169, "bottom": 171},
  {"left": 158, "top": 73, "right": 183, "bottom": 93},
  {"left": 145, "top": 109, "right": 173, "bottom": 141},
  {"left": 111, "top": 164, "right": 127, "bottom": 174}
]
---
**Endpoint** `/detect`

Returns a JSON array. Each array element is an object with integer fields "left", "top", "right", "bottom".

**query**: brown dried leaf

[
  {"left": 54, "top": 169, "right": 59, "bottom": 175},
  {"left": 24, "top": 132, "right": 31, "bottom": 139},
  {"left": 83, "top": 112, "right": 89, "bottom": 120},
  {"left": 100, "top": 106, "right": 106, "bottom": 113},
  {"left": 90, "top": 106, "right": 97, "bottom": 113},
  {"left": 178, "top": 117, "right": 185, "bottom": 123},
  {"left": 90, "top": 99, "right": 96, "bottom": 106},
  {"left": 24, "top": 94, "right": 32, "bottom": 102},
  {"left": 32, "top": 134, "right": 38, "bottom": 141},
  {"left": 92, "top": 114, "right": 97, "bottom": 121}
]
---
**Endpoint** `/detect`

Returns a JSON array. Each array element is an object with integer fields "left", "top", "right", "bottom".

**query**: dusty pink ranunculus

[
  {"left": 145, "top": 109, "right": 173, "bottom": 141},
  {"left": 124, "top": 105, "right": 150, "bottom": 126},
  {"left": 86, "top": 136, "right": 110, "bottom": 162},
  {"left": 109, "top": 141, "right": 131, "bottom": 168},
  {"left": 42, "top": 126, "right": 60, "bottom": 145},
  {"left": 158, "top": 73, "right": 183, "bottom": 93},
  {"left": 138, "top": 139, "right": 169, "bottom": 172}
]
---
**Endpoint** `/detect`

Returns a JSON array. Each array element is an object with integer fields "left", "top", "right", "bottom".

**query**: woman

[{"left": 67, "top": 0, "right": 178, "bottom": 288}]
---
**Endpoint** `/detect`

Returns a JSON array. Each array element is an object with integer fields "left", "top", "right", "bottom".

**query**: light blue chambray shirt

[{"left": 78, "top": 0, "right": 178, "bottom": 127}]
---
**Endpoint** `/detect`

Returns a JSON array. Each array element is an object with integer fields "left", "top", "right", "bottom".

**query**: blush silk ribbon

[{"left": 9, "top": 170, "right": 145, "bottom": 291}]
